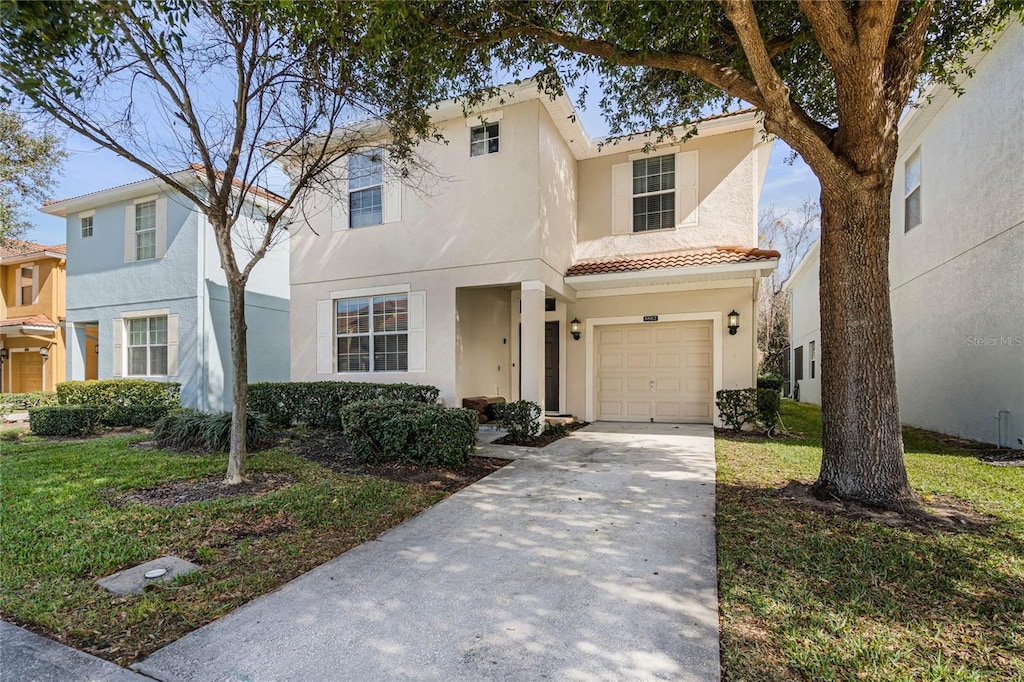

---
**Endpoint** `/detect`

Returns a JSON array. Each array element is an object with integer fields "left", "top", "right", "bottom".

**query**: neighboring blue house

[{"left": 41, "top": 167, "right": 290, "bottom": 411}]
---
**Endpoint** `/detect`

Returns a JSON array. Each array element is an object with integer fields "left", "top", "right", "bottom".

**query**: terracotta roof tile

[
  {"left": 0, "top": 314, "right": 58, "bottom": 329},
  {"left": 0, "top": 239, "right": 66, "bottom": 259},
  {"left": 566, "top": 246, "right": 780, "bottom": 277}
]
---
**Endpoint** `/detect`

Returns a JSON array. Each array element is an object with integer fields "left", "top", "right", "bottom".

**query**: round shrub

[
  {"left": 339, "top": 400, "right": 477, "bottom": 467},
  {"left": 492, "top": 400, "right": 542, "bottom": 442}
]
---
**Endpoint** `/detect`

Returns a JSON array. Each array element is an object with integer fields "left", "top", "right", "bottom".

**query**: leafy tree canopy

[{"left": 0, "top": 110, "right": 65, "bottom": 243}]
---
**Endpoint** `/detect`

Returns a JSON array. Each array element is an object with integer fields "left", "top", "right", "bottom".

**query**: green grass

[
  {"left": 0, "top": 433, "right": 445, "bottom": 665},
  {"left": 716, "top": 400, "right": 1024, "bottom": 681}
]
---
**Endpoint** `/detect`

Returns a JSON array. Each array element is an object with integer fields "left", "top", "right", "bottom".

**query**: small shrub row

[
  {"left": 57, "top": 380, "right": 180, "bottom": 426},
  {"left": 28, "top": 406, "right": 103, "bottom": 437},
  {"left": 492, "top": 400, "right": 542, "bottom": 442},
  {"left": 248, "top": 381, "right": 440, "bottom": 428},
  {"left": 153, "top": 410, "right": 275, "bottom": 453},
  {"left": 715, "top": 388, "right": 780, "bottom": 431},
  {"left": 1, "top": 391, "right": 58, "bottom": 410},
  {"left": 339, "top": 400, "right": 477, "bottom": 467}
]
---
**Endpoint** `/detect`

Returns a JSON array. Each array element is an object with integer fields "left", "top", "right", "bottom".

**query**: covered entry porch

[{"left": 455, "top": 280, "right": 572, "bottom": 416}]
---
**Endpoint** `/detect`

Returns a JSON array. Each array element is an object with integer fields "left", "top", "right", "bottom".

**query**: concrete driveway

[{"left": 135, "top": 422, "right": 719, "bottom": 681}]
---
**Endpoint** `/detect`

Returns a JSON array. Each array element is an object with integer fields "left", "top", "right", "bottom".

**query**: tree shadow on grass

[{"left": 716, "top": 482, "right": 1024, "bottom": 681}]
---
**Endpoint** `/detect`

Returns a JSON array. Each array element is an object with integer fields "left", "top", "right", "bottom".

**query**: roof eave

[{"left": 566, "top": 258, "right": 779, "bottom": 291}]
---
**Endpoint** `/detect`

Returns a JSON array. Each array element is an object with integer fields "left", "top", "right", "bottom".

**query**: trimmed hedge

[
  {"left": 339, "top": 400, "right": 477, "bottom": 467},
  {"left": 1, "top": 391, "right": 58, "bottom": 410},
  {"left": 756, "top": 375, "right": 783, "bottom": 393},
  {"left": 492, "top": 400, "right": 542, "bottom": 441},
  {"left": 28, "top": 406, "right": 103, "bottom": 437},
  {"left": 248, "top": 381, "right": 440, "bottom": 428},
  {"left": 153, "top": 410, "right": 275, "bottom": 453},
  {"left": 57, "top": 380, "right": 180, "bottom": 426},
  {"left": 715, "top": 388, "right": 780, "bottom": 431}
]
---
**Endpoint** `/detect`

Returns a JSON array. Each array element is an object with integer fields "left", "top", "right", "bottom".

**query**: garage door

[
  {"left": 14, "top": 352, "right": 44, "bottom": 393},
  {"left": 596, "top": 321, "right": 713, "bottom": 423}
]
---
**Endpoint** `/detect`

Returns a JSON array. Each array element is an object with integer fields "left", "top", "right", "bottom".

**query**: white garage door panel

[{"left": 596, "top": 320, "right": 713, "bottom": 424}]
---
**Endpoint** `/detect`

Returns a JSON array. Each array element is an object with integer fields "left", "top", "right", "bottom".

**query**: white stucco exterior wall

[
  {"left": 887, "top": 23, "right": 1024, "bottom": 446},
  {"left": 785, "top": 243, "right": 821, "bottom": 405}
]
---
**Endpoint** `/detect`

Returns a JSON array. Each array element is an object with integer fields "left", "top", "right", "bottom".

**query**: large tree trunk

[
  {"left": 224, "top": 276, "right": 249, "bottom": 485},
  {"left": 813, "top": 179, "right": 915, "bottom": 510}
]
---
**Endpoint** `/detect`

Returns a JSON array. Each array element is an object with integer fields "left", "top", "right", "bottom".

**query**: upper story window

[
  {"left": 904, "top": 149, "right": 921, "bottom": 233},
  {"left": 349, "top": 152, "right": 384, "bottom": 228},
  {"left": 81, "top": 215, "right": 94, "bottom": 238},
  {"left": 336, "top": 293, "right": 408, "bottom": 372},
  {"left": 135, "top": 200, "right": 157, "bottom": 259},
  {"left": 470, "top": 122, "right": 499, "bottom": 157},
  {"left": 127, "top": 315, "right": 167, "bottom": 376},
  {"left": 632, "top": 155, "right": 676, "bottom": 232},
  {"left": 18, "top": 266, "right": 35, "bottom": 306}
]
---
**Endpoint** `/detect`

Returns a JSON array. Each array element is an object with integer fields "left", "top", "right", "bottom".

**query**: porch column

[{"left": 520, "top": 280, "right": 546, "bottom": 426}]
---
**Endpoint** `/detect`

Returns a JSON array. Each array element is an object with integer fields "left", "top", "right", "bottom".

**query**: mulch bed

[
  {"left": 284, "top": 428, "right": 508, "bottom": 493},
  {"left": 778, "top": 480, "right": 997, "bottom": 534},
  {"left": 493, "top": 420, "right": 589, "bottom": 447},
  {"left": 117, "top": 473, "right": 296, "bottom": 507}
]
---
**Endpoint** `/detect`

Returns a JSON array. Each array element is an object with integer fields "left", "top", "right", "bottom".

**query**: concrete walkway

[
  {"left": 0, "top": 621, "right": 146, "bottom": 681},
  {"left": 135, "top": 423, "right": 719, "bottom": 681}
]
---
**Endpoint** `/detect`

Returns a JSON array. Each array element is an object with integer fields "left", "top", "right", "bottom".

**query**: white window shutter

[
  {"left": 316, "top": 299, "right": 333, "bottom": 374},
  {"left": 407, "top": 291, "right": 426, "bottom": 373},
  {"left": 124, "top": 205, "right": 135, "bottom": 262},
  {"left": 382, "top": 150, "right": 402, "bottom": 224},
  {"left": 112, "top": 319, "right": 123, "bottom": 377},
  {"left": 166, "top": 314, "right": 179, "bottom": 376},
  {"left": 155, "top": 196, "right": 168, "bottom": 258},
  {"left": 611, "top": 161, "right": 633, "bottom": 235},
  {"left": 331, "top": 161, "right": 349, "bottom": 231},
  {"left": 675, "top": 150, "right": 699, "bottom": 227}
]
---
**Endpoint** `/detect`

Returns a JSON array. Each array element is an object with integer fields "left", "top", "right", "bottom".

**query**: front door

[{"left": 545, "top": 321, "right": 559, "bottom": 411}]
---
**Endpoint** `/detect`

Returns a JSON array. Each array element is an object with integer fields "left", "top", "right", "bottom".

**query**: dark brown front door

[{"left": 545, "top": 321, "right": 559, "bottom": 411}]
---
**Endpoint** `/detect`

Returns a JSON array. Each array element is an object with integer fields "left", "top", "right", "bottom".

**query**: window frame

[
  {"left": 470, "top": 121, "right": 500, "bottom": 157},
  {"left": 335, "top": 293, "right": 409, "bottom": 373},
  {"left": 18, "top": 265, "right": 35, "bottom": 306},
  {"left": 794, "top": 345, "right": 804, "bottom": 382},
  {"left": 904, "top": 149, "right": 922, "bottom": 233},
  {"left": 809, "top": 340, "right": 817, "bottom": 379},
  {"left": 125, "top": 315, "right": 168, "bottom": 377},
  {"left": 135, "top": 199, "right": 158, "bottom": 260},
  {"left": 631, "top": 154, "right": 676, "bottom": 233},
  {"left": 348, "top": 151, "right": 384, "bottom": 228},
  {"left": 81, "top": 214, "right": 94, "bottom": 239}
]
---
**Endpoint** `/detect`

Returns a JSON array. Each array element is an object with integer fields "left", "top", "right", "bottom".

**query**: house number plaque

[{"left": 643, "top": 315, "right": 659, "bottom": 322}]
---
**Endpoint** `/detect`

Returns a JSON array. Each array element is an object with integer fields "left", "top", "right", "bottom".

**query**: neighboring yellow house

[{"left": 0, "top": 240, "right": 69, "bottom": 393}]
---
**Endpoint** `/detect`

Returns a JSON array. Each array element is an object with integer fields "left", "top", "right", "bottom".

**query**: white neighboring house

[
  {"left": 289, "top": 81, "right": 780, "bottom": 426},
  {"left": 785, "top": 23, "right": 1024, "bottom": 447},
  {"left": 41, "top": 166, "right": 291, "bottom": 411},
  {"left": 784, "top": 240, "right": 821, "bottom": 406}
]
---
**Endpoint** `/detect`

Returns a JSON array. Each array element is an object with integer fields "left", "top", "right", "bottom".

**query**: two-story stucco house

[
  {"left": 785, "top": 23, "right": 1024, "bottom": 447},
  {"left": 41, "top": 167, "right": 291, "bottom": 411},
  {"left": 290, "top": 83, "right": 778, "bottom": 425},
  {"left": 0, "top": 239, "right": 67, "bottom": 393}
]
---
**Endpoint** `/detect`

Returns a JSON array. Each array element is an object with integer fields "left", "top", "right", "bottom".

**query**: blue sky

[{"left": 25, "top": 97, "right": 820, "bottom": 247}]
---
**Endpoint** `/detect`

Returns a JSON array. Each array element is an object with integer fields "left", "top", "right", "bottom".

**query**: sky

[{"left": 23, "top": 92, "right": 821, "bottom": 248}]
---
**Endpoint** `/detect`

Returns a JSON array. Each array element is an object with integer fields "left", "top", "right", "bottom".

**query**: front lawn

[
  {"left": 0, "top": 433, "right": 449, "bottom": 665},
  {"left": 716, "top": 400, "right": 1024, "bottom": 681}
]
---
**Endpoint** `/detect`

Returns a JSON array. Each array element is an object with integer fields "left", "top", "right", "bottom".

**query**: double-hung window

[
  {"left": 135, "top": 200, "right": 157, "bottom": 259},
  {"left": 127, "top": 316, "right": 168, "bottom": 376},
  {"left": 18, "top": 266, "right": 34, "bottom": 305},
  {"left": 470, "top": 122, "right": 499, "bottom": 156},
  {"left": 336, "top": 294, "right": 408, "bottom": 372},
  {"left": 632, "top": 155, "right": 675, "bottom": 232},
  {"left": 904, "top": 149, "right": 922, "bottom": 232},
  {"left": 81, "top": 215, "right": 94, "bottom": 238},
  {"left": 349, "top": 152, "right": 383, "bottom": 228}
]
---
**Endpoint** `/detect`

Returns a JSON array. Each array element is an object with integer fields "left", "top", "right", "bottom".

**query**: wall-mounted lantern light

[
  {"left": 0, "top": 349, "right": 8, "bottom": 361},
  {"left": 570, "top": 318, "right": 582, "bottom": 341},
  {"left": 727, "top": 310, "right": 740, "bottom": 336},
  {"left": 38, "top": 347, "right": 50, "bottom": 359}
]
